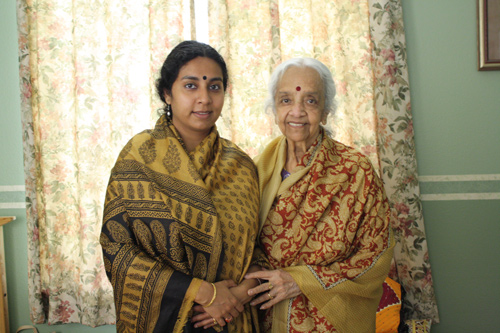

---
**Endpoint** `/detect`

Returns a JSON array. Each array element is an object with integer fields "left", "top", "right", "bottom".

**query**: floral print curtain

[
  {"left": 209, "top": 0, "right": 439, "bottom": 323},
  {"left": 17, "top": 0, "right": 189, "bottom": 326},
  {"left": 17, "top": 0, "right": 438, "bottom": 326}
]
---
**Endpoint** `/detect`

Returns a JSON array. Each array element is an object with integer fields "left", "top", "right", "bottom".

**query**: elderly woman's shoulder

[{"left": 328, "top": 139, "right": 377, "bottom": 169}]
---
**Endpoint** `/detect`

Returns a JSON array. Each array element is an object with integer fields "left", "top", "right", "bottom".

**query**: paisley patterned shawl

[
  {"left": 254, "top": 132, "right": 394, "bottom": 333},
  {"left": 100, "top": 115, "right": 260, "bottom": 332}
]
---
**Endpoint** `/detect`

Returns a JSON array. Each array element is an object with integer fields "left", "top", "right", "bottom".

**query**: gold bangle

[{"left": 205, "top": 283, "right": 217, "bottom": 307}]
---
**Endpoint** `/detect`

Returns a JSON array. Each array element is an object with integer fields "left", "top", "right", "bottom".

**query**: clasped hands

[
  {"left": 192, "top": 279, "right": 248, "bottom": 329},
  {"left": 192, "top": 268, "right": 301, "bottom": 329}
]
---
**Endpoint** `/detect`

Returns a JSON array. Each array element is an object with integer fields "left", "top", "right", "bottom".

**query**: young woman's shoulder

[{"left": 220, "top": 137, "right": 257, "bottom": 173}]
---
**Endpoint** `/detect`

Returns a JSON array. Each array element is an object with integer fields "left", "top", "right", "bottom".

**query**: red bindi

[{"left": 296, "top": 86, "right": 301, "bottom": 91}]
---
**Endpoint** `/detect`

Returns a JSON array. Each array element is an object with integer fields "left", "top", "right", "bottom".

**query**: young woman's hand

[
  {"left": 192, "top": 266, "right": 262, "bottom": 329},
  {"left": 193, "top": 279, "right": 244, "bottom": 328}
]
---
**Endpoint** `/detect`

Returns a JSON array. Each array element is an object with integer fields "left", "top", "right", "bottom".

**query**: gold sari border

[{"left": 173, "top": 278, "right": 203, "bottom": 332}]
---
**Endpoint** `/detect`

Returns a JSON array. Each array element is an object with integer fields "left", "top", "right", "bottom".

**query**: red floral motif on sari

[{"left": 259, "top": 136, "right": 391, "bottom": 332}]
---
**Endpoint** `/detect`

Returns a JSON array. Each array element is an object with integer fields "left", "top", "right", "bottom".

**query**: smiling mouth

[{"left": 288, "top": 122, "right": 306, "bottom": 127}]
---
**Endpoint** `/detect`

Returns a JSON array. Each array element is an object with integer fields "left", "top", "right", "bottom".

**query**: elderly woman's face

[{"left": 274, "top": 66, "right": 326, "bottom": 149}]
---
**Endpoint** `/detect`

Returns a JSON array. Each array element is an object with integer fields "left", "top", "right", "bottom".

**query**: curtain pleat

[
  {"left": 368, "top": 0, "right": 439, "bottom": 322},
  {"left": 17, "top": 0, "right": 187, "bottom": 326}
]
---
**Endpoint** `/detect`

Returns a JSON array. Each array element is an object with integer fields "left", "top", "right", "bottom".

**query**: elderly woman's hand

[{"left": 245, "top": 268, "right": 301, "bottom": 309}]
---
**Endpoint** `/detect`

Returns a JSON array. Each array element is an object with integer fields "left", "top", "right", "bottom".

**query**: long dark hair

[{"left": 156, "top": 41, "right": 228, "bottom": 115}]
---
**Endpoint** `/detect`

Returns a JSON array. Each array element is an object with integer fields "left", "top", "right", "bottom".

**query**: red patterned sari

[{"left": 254, "top": 132, "right": 394, "bottom": 332}]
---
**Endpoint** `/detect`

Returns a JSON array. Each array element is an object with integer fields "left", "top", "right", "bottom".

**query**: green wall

[
  {"left": 1, "top": 0, "right": 499, "bottom": 332},
  {"left": 402, "top": 0, "right": 500, "bottom": 332}
]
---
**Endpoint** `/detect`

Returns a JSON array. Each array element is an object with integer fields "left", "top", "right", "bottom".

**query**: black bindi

[{"left": 203, "top": 76, "right": 207, "bottom": 80}]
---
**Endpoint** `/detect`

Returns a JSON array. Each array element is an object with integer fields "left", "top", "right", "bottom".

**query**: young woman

[{"left": 101, "top": 41, "right": 261, "bottom": 333}]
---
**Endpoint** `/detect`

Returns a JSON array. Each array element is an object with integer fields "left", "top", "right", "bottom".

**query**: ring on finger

[
  {"left": 268, "top": 292, "right": 274, "bottom": 300},
  {"left": 212, "top": 318, "right": 217, "bottom": 325},
  {"left": 225, "top": 316, "right": 233, "bottom": 323},
  {"left": 268, "top": 282, "right": 273, "bottom": 290}
]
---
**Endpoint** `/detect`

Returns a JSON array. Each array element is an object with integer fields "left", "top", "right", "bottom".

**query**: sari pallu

[
  {"left": 100, "top": 115, "right": 260, "bottom": 332},
  {"left": 255, "top": 132, "right": 394, "bottom": 333}
]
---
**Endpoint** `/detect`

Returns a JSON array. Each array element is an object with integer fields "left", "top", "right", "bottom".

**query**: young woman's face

[
  {"left": 274, "top": 66, "right": 326, "bottom": 149},
  {"left": 165, "top": 57, "right": 225, "bottom": 141}
]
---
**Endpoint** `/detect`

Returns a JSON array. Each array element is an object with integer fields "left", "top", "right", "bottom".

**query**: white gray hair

[{"left": 265, "top": 58, "right": 337, "bottom": 119}]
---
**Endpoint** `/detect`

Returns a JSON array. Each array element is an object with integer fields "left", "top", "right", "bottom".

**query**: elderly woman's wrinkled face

[{"left": 275, "top": 66, "right": 326, "bottom": 150}]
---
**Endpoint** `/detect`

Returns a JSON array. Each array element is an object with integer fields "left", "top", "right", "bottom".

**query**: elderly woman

[
  {"left": 100, "top": 41, "right": 261, "bottom": 332},
  {"left": 245, "top": 58, "right": 394, "bottom": 332}
]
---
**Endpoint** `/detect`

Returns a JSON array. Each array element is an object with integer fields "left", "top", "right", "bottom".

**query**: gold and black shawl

[{"left": 100, "top": 115, "right": 260, "bottom": 332}]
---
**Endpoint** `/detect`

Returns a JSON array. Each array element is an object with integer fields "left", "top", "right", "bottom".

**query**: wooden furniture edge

[
  {"left": 0, "top": 217, "right": 16, "bottom": 227},
  {"left": 0, "top": 216, "right": 15, "bottom": 333}
]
